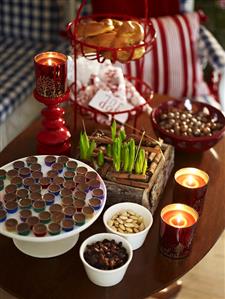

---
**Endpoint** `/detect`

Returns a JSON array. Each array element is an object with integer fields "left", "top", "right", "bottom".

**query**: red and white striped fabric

[{"left": 125, "top": 12, "right": 210, "bottom": 99}]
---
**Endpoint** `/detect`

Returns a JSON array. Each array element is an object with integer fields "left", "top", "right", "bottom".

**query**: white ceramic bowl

[
  {"left": 103, "top": 202, "right": 153, "bottom": 250},
  {"left": 79, "top": 233, "right": 133, "bottom": 287}
]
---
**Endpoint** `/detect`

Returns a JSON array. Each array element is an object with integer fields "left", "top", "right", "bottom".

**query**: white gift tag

[{"left": 89, "top": 89, "right": 133, "bottom": 124}]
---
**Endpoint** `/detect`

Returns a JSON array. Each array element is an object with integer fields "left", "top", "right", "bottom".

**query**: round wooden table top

[{"left": 0, "top": 95, "right": 224, "bottom": 299}]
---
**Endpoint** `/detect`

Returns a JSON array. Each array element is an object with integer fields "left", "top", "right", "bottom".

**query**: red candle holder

[
  {"left": 33, "top": 52, "right": 71, "bottom": 155},
  {"left": 34, "top": 52, "right": 67, "bottom": 98},
  {"left": 174, "top": 168, "right": 209, "bottom": 215},
  {"left": 160, "top": 204, "right": 199, "bottom": 259}
]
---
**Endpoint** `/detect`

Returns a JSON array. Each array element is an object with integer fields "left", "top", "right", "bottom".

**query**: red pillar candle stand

[
  {"left": 160, "top": 203, "right": 199, "bottom": 259},
  {"left": 33, "top": 52, "right": 71, "bottom": 154},
  {"left": 173, "top": 168, "right": 209, "bottom": 215}
]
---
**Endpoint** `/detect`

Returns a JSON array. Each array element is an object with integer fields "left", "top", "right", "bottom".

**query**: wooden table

[{"left": 0, "top": 95, "right": 224, "bottom": 299}]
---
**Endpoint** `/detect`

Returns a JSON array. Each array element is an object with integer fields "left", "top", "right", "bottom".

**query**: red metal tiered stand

[{"left": 66, "top": 0, "right": 156, "bottom": 132}]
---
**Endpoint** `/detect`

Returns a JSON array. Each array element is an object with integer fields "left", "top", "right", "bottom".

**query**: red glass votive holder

[
  {"left": 34, "top": 51, "right": 67, "bottom": 98},
  {"left": 174, "top": 168, "right": 209, "bottom": 215},
  {"left": 160, "top": 203, "right": 198, "bottom": 259}
]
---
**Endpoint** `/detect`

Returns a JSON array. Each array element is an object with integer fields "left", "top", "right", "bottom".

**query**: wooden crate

[{"left": 101, "top": 144, "right": 174, "bottom": 215}]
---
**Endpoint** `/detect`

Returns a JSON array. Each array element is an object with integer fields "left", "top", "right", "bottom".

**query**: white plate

[{"left": 0, "top": 155, "right": 107, "bottom": 257}]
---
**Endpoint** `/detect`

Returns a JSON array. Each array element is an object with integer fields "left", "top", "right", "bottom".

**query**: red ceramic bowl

[{"left": 151, "top": 99, "right": 225, "bottom": 152}]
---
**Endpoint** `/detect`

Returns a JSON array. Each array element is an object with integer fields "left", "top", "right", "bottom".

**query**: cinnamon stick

[
  {"left": 114, "top": 178, "right": 149, "bottom": 189},
  {"left": 110, "top": 172, "right": 147, "bottom": 181}
]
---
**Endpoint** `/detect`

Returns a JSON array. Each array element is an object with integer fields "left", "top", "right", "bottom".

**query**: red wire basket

[
  {"left": 67, "top": 1, "right": 156, "bottom": 64},
  {"left": 70, "top": 76, "right": 154, "bottom": 130}
]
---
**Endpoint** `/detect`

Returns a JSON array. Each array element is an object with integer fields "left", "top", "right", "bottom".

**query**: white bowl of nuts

[
  {"left": 103, "top": 202, "right": 153, "bottom": 250},
  {"left": 79, "top": 233, "right": 133, "bottom": 287}
]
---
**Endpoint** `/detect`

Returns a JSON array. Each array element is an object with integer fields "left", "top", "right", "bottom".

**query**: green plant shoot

[
  {"left": 97, "top": 150, "right": 104, "bottom": 167},
  {"left": 123, "top": 143, "right": 129, "bottom": 172},
  {"left": 113, "top": 137, "right": 121, "bottom": 172},
  {"left": 106, "top": 144, "right": 112, "bottom": 157},
  {"left": 111, "top": 120, "right": 117, "bottom": 141},
  {"left": 119, "top": 128, "right": 126, "bottom": 142},
  {"left": 128, "top": 139, "right": 135, "bottom": 172},
  {"left": 142, "top": 157, "right": 148, "bottom": 175}
]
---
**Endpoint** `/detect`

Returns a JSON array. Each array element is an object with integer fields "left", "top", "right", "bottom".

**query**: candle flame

[
  {"left": 176, "top": 214, "right": 183, "bottom": 224},
  {"left": 168, "top": 213, "right": 188, "bottom": 228},
  {"left": 47, "top": 58, "right": 53, "bottom": 66}
]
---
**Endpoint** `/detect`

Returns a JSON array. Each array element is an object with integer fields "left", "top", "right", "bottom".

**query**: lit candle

[
  {"left": 160, "top": 203, "right": 198, "bottom": 259},
  {"left": 174, "top": 168, "right": 209, "bottom": 214},
  {"left": 175, "top": 168, "right": 208, "bottom": 189},
  {"left": 34, "top": 51, "right": 67, "bottom": 98}
]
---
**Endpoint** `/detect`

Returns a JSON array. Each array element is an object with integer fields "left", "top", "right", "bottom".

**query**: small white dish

[
  {"left": 79, "top": 233, "right": 133, "bottom": 287},
  {"left": 103, "top": 202, "right": 153, "bottom": 250}
]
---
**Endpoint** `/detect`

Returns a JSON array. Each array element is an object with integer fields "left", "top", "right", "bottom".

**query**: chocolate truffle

[
  {"left": 23, "top": 177, "right": 35, "bottom": 189},
  {"left": 62, "top": 218, "right": 74, "bottom": 232},
  {"left": 76, "top": 166, "right": 88, "bottom": 176},
  {"left": 74, "top": 190, "right": 86, "bottom": 201},
  {"left": 53, "top": 176, "right": 64, "bottom": 187},
  {"left": 13, "top": 160, "right": 25, "bottom": 170},
  {"left": 31, "top": 171, "right": 43, "bottom": 183},
  {"left": 39, "top": 177, "right": 51, "bottom": 189},
  {"left": 61, "top": 197, "right": 73, "bottom": 207},
  {"left": 88, "top": 197, "right": 102, "bottom": 210},
  {"left": 47, "top": 170, "right": 58, "bottom": 181},
  {"left": 19, "top": 209, "right": 32, "bottom": 222},
  {"left": 51, "top": 211, "right": 64, "bottom": 223},
  {"left": 64, "top": 170, "right": 75, "bottom": 180},
  {"left": 92, "top": 188, "right": 104, "bottom": 199},
  {"left": 73, "top": 213, "right": 85, "bottom": 226},
  {"left": 48, "top": 222, "right": 61, "bottom": 235},
  {"left": 30, "top": 163, "right": 42, "bottom": 172},
  {"left": 77, "top": 183, "right": 89, "bottom": 193},
  {"left": 85, "top": 171, "right": 98, "bottom": 182},
  {"left": 88, "top": 179, "right": 100, "bottom": 190},
  {"left": 63, "top": 206, "right": 76, "bottom": 218},
  {"left": 73, "top": 175, "right": 85, "bottom": 185},
  {"left": 30, "top": 192, "right": 42, "bottom": 202},
  {"left": 7, "top": 169, "right": 18, "bottom": 179},
  {"left": 17, "top": 222, "right": 30, "bottom": 235},
  {"left": 66, "top": 160, "right": 77, "bottom": 171},
  {"left": 33, "top": 223, "right": 47, "bottom": 237},
  {"left": 29, "top": 183, "right": 41, "bottom": 193},
  {"left": 51, "top": 162, "right": 64, "bottom": 174},
  {"left": 39, "top": 211, "right": 51, "bottom": 224},
  {"left": 49, "top": 203, "right": 62, "bottom": 213},
  {"left": 48, "top": 184, "right": 60, "bottom": 196},
  {"left": 26, "top": 156, "right": 38, "bottom": 166},
  {"left": 43, "top": 193, "right": 55, "bottom": 205},
  {"left": 44, "top": 155, "right": 56, "bottom": 167},
  {"left": 18, "top": 198, "right": 32, "bottom": 209},
  {"left": 32, "top": 200, "right": 46, "bottom": 212},
  {"left": 27, "top": 216, "right": 40, "bottom": 228},
  {"left": 0, "top": 169, "right": 6, "bottom": 180},
  {"left": 11, "top": 176, "right": 22, "bottom": 188},
  {"left": 57, "top": 155, "right": 69, "bottom": 166},
  {"left": 16, "top": 188, "right": 29, "bottom": 199},
  {"left": 5, "top": 184, "right": 17, "bottom": 194},
  {"left": 73, "top": 199, "right": 85, "bottom": 212},
  {"left": 3, "top": 193, "right": 17, "bottom": 203},
  {"left": 5, "top": 201, "right": 18, "bottom": 213},
  {"left": 60, "top": 188, "right": 72, "bottom": 198},
  {"left": 63, "top": 180, "right": 76, "bottom": 191},
  {"left": 0, "top": 209, "right": 7, "bottom": 222},
  {"left": 5, "top": 218, "right": 18, "bottom": 231},
  {"left": 82, "top": 206, "right": 94, "bottom": 219},
  {"left": 19, "top": 167, "right": 31, "bottom": 178}
]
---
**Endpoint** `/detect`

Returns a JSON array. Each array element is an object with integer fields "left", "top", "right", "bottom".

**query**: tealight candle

[
  {"left": 160, "top": 203, "right": 198, "bottom": 259},
  {"left": 174, "top": 168, "right": 209, "bottom": 215},
  {"left": 34, "top": 51, "right": 67, "bottom": 98}
]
